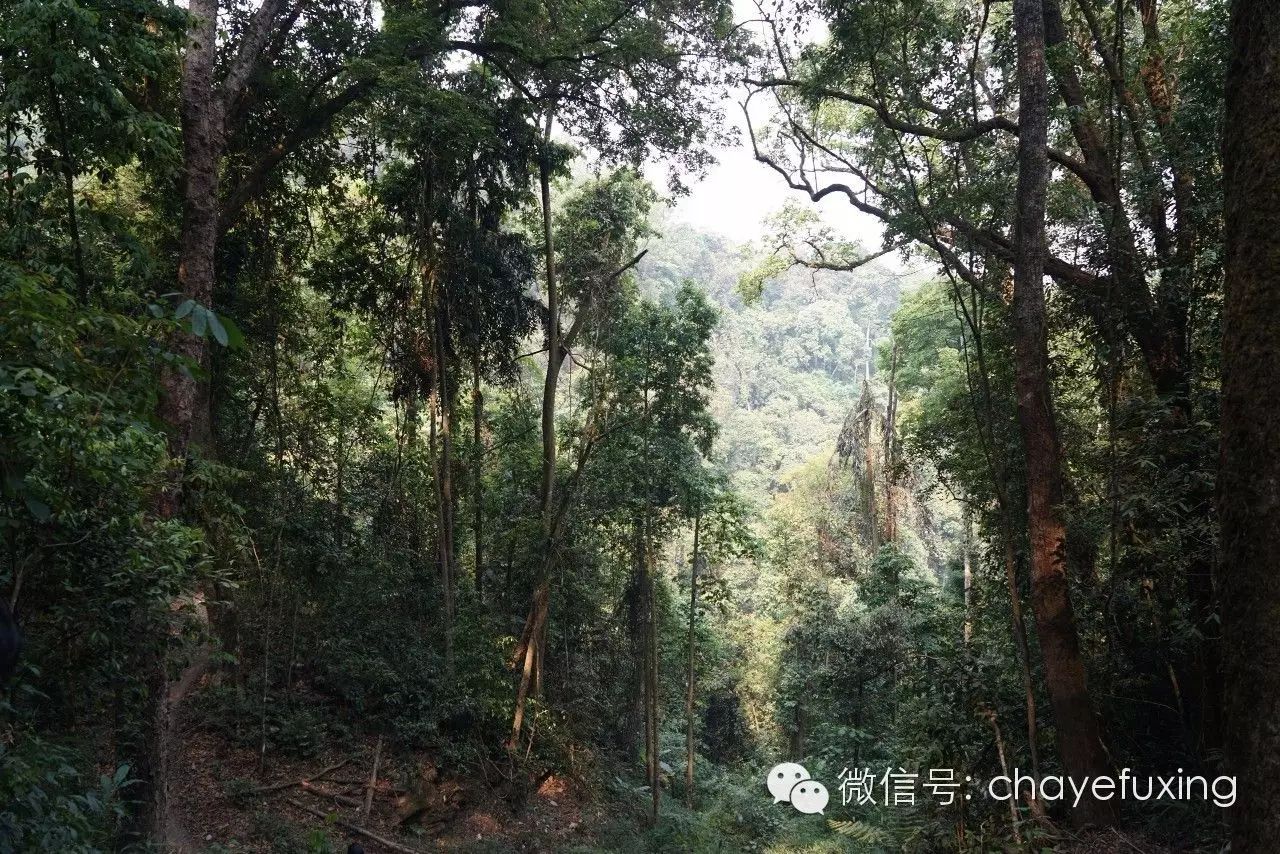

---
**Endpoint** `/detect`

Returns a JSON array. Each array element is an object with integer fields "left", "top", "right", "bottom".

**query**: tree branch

[
  {"left": 219, "top": 76, "right": 375, "bottom": 231},
  {"left": 747, "top": 76, "right": 1095, "bottom": 186},
  {"left": 222, "top": 0, "right": 291, "bottom": 121}
]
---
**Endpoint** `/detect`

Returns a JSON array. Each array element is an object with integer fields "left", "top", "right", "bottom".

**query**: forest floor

[
  {"left": 162, "top": 669, "right": 606, "bottom": 853},
  {"left": 155, "top": 604, "right": 605, "bottom": 853},
  {"left": 161, "top": 676, "right": 607, "bottom": 853},
  {"left": 161, "top": 640, "right": 214, "bottom": 852}
]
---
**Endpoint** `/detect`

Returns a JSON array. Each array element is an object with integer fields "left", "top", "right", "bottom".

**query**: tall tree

[
  {"left": 1010, "top": 0, "right": 1113, "bottom": 826},
  {"left": 163, "top": 0, "right": 291, "bottom": 481},
  {"left": 685, "top": 505, "right": 702, "bottom": 808},
  {"left": 483, "top": 0, "right": 742, "bottom": 748},
  {"left": 746, "top": 0, "right": 1226, "bottom": 756},
  {"left": 508, "top": 170, "right": 656, "bottom": 747},
  {"left": 1219, "top": 0, "right": 1280, "bottom": 846}
]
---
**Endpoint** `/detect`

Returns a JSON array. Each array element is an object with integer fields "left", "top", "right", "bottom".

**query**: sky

[
  {"left": 658, "top": 108, "right": 886, "bottom": 251},
  {"left": 647, "top": 0, "right": 889, "bottom": 254}
]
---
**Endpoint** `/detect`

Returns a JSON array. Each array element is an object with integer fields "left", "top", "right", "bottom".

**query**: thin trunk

[
  {"left": 860, "top": 385, "right": 880, "bottom": 552},
  {"left": 472, "top": 348, "right": 484, "bottom": 596},
  {"left": 4, "top": 117, "right": 16, "bottom": 223},
  {"left": 1013, "top": 0, "right": 1113, "bottom": 826},
  {"left": 508, "top": 582, "right": 548, "bottom": 750},
  {"left": 512, "top": 110, "right": 560, "bottom": 748},
  {"left": 1220, "top": 2, "right": 1280, "bottom": 846},
  {"left": 433, "top": 304, "right": 455, "bottom": 671},
  {"left": 508, "top": 424, "right": 597, "bottom": 749},
  {"left": 882, "top": 343, "right": 900, "bottom": 543},
  {"left": 537, "top": 120, "right": 559, "bottom": 537},
  {"left": 644, "top": 539, "right": 659, "bottom": 824},
  {"left": 622, "top": 519, "right": 646, "bottom": 756},
  {"left": 982, "top": 708, "right": 1023, "bottom": 845},
  {"left": 1002, "top": 526, "right": 1041, "bottom": 785},
  {"left": 865, "top": 440, "right": 879, "bottom": 551},
  {"left": 962, "top": 507, "right": 973, "bottom": 646},
  {"left": 684, "top": 509, "right": 701, "bottom": 808},
  {"left": 45, "top": 41, "right": 87, "bottom": 301},
  {"left": 639, "top": 352, "right": 658, "bottom": 824},
  {"left": 956, "top": 288, "right": 1043, "bottom": 794}
]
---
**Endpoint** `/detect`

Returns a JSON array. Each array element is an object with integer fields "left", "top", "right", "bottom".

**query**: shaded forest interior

[{"left": 2, "top": 0, "right": 1279, "bottom": 851}]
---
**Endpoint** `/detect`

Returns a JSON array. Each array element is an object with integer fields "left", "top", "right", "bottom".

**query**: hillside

[{"left": 638, "top": 222, "right": 906, "bottom": 502}]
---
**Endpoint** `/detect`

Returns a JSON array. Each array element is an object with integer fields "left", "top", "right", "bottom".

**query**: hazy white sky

[
  {"left": 650, "top": 0, "right": 888, "bottom": 253},
  {"left": 658, "top": 109, "right": 886, "bottom": 250}
]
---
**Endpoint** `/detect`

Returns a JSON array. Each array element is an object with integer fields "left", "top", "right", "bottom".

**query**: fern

[{"left": 827, "top": 818, "right": 891, "bottom": 845}]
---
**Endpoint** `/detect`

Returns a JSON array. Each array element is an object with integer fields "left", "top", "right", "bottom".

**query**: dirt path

[
  {"left": 158, "top": 643, "right": 213, "bottom": 853},
  {"left": 157, "top": 590, "right": 215, "bottom": 854}
]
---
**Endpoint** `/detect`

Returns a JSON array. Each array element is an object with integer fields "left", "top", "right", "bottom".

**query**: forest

[{"left": 1, "top": 0, "right": 1278, "bottom": 850}]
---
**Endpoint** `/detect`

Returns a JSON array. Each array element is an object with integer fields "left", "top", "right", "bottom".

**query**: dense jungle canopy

[{"left": 2, "top": 0, "right": 1279, "bottom": 851}]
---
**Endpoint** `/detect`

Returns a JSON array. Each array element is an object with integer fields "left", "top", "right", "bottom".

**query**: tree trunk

[
  {"left": 1220, "top": 1, "right": 1280, "bottom": 846},
  {"left": 508, "top": 581, "right": 548, "bottom": 750},
  {"left": 962, "top": 507, "right": 973, "bottom": 646},
  {"left": 956, "top": 292, "right": 1042, "bottom": 786},
  {"left": 433, "top": 302, "right": 455, "bottom": 671},
  {"left": 537, "top": 131, "right": 560, "bottom": 541},
  {"left": 882, "top": 343, "right": 900, "bottom": 543},
  {"left": 511, "top": 120, "right": 559, "bottom": 748},
  {"left": 472, "top": 349, "right": 484, "bottom": 597},
  {"left": 159, "top": 0, "right": 220, "bottom": 500},
  {"left": 621, "top": 525, "right": 645, "bottom": 757},
  {"left": 860, "top": 383, "right": 880, "bottom": 551},
  {"left": 643, "top": 539, "right": 659, "bottom": 824},
  {"left": 684, "top": 509, "right": 701, "bottom": 807},
  {"left": 130, "top": 0, "right": 221, "bottom": 836},
  {"left": 1012, "top": 0, "right": 1113, "bottom": 827}
]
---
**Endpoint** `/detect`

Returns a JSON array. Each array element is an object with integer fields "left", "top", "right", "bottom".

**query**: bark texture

[
  {"left": 159, "top": 0, "right": 221, "bottom": 488},
  {"left": 510, "top": 134, "right": 559, "bottom": 748},
  {"left": 1220, "top": 0, "right": 1280, "bottom": 846},
  {"left": 1011, "top": 0, "right": 1113, "bottom": 827}
]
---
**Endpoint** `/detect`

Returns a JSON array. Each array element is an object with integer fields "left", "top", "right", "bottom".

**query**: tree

[
  {"left": 372, "top": 66, "right": 541, "bottom": 668},
  {"left": 1010, "top": 0, "right": 1112, "bottom": 826},
  {"left": 508, "top": 170, "right": 657, "bottom": 747},
  {"left": 600, "top": 282, "right": 718, "bottom": 819},
  {"left": 477, "top": 0, "right": 744, "bottom": 748},
  {"left": 1219, "top": 0, "right": 1280, "bottom": 846},
  {"left": 746, "top": 0, "right": 1227, "bottom": 756}
]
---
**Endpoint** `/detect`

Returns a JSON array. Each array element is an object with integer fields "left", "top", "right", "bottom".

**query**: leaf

[
  {"left": 174, "top": 299, "right": 195, "bottom": 320},
  {"left": 218, "top": 314, "right": 246, "bottom": 349},
  {"left": 207, "top": 311, "right": 228, "bottom": 346},
  {"left": 191, "top": 306, "right": 208, "bottom": 338},
  {"left": 828, "top": 818, "right": 891, "bottom": 844}
]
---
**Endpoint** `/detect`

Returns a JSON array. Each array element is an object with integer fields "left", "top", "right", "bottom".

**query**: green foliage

[
  {"left": 0, "top": 260, "right": 209, "bottom": 791},
  {"left": 0, "top": 0, "right": 1238, "bottom": 848},
  {"left": 827, "top": 818, "right": 891, "bottom": 846},
  {"left": 0, "top": 734, "right": 135, "bottom": 852},
  {"left": 640, "top": 220, "right": 905, "bottom": 502}
]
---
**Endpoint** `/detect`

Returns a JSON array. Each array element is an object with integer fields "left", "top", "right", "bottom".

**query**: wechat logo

[{"left": 766, "top": 762, "right": 830, "bottom": 814}]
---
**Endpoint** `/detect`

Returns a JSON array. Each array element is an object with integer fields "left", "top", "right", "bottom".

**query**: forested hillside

[
  {"left": 3, "top": 0, "right": 1280, "bottom": 851},
  {"left": 638, "top": 219, "right": 906, "bottom": 500}
]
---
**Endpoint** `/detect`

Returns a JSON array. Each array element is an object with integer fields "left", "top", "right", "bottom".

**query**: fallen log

[
  {"left": 299, "top": 779, "right": 362, "bottom": 808},
  {"left": 285, "top": 797, "right": 423, "bottom": 854},
  {"left": 254, "top": 758, "right": 352, "bottom": 795},
  {"left": 364, "top": 735, "right": 383, "bottom": 816}
]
